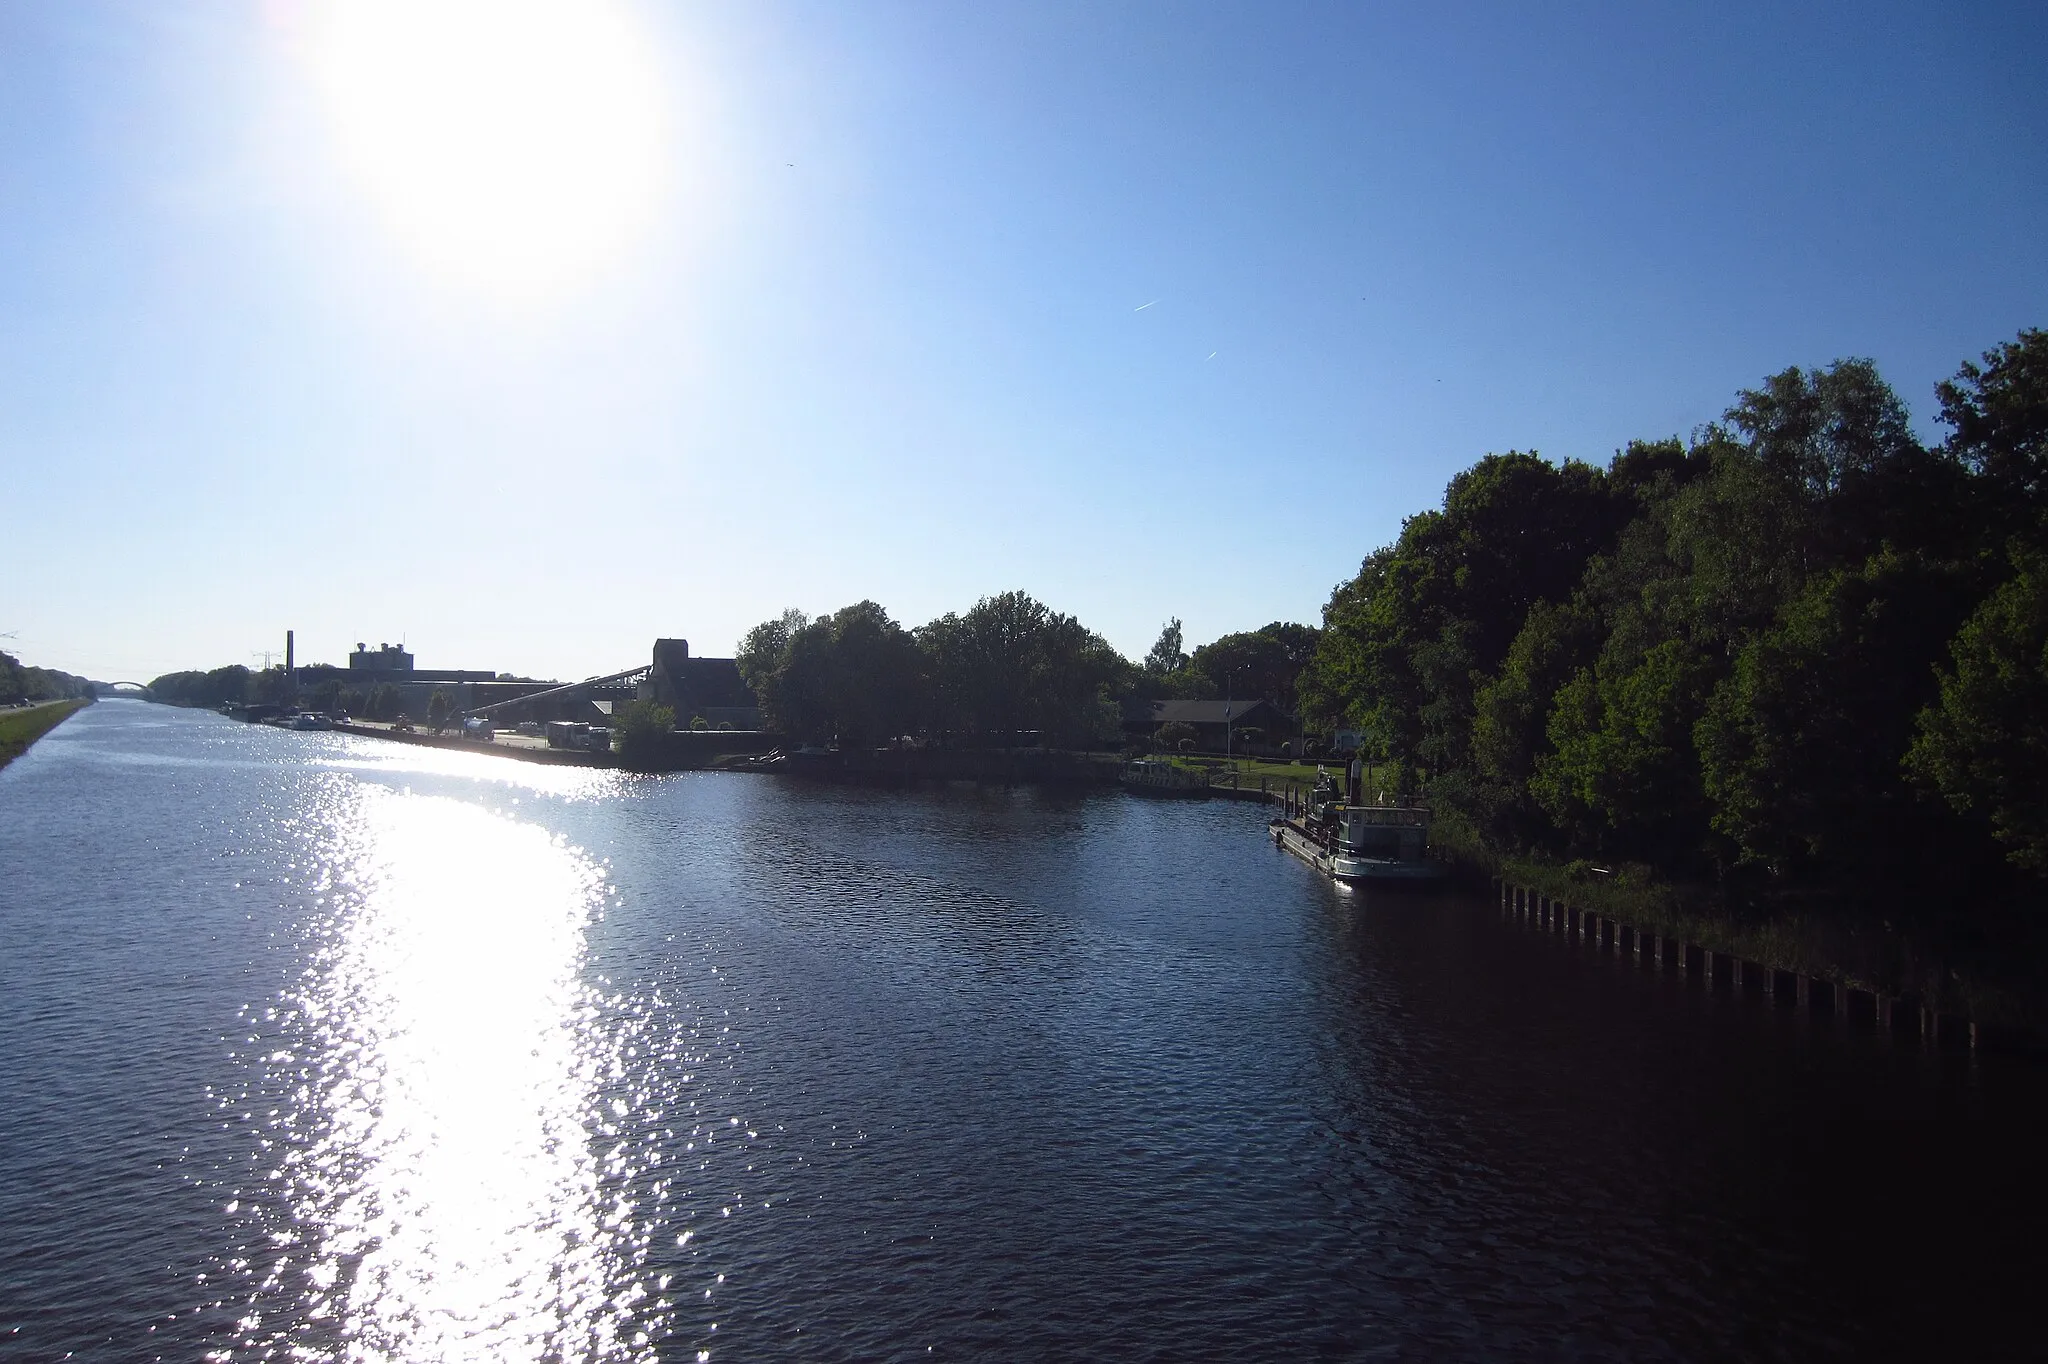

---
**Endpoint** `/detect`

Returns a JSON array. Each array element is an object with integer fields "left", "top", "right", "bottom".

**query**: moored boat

[{"left": 1271, "top": 758, "right": 1447, "bottom": 884}]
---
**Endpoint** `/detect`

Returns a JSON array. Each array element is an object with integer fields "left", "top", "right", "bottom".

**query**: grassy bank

[
  {"left": 0, "top": 698, "right": 90, "bottom": 770},
  {"left": 1188, "top": 756, "right": 1320, "bottom": 788},
  {"left": 1179, "top": 756, "right": 1439, "bottom": 807}
]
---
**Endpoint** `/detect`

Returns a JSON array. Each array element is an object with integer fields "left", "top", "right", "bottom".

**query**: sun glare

[
  {"left": 303, "top": 0, "right": 671, "bottom": 298},
  {"left": 275, "top": 786, "right": 656, "bottom": 1358}
]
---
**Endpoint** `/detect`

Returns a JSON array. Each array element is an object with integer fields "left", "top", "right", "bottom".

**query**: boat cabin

[{"left": 1338, "top": 805, "right": 1429, "bottom": 862}]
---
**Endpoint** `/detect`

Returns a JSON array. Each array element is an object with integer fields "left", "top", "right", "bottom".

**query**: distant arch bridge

[{"left": 101, "top": 682, "right": 153, "bottom": 697}]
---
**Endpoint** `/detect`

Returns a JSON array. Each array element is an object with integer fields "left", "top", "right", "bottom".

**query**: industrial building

[
  {"left": 323, "top": 637, "right": 760, "bottom": 730},
  {"left": 643, "top": 639, "right": 762, "bottom": 729}
]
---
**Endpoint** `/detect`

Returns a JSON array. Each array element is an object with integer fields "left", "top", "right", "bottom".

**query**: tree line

[
  {"left": 731, "top": 592, "right": 1321, "bottom": 750},
  {"left": 1293, "top": 327, "right": 2048, "bottom": 906},
  {"left": 148, "top": 664, "right": 260, "bottom": 709},
  {"left": 0, "top": 651, "right": 96, "bottom": 704}
]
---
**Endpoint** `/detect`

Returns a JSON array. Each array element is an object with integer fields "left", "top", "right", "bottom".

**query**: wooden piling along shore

[{"left": 1494, "top": 880, "right": 1990, "bottom": 1051}]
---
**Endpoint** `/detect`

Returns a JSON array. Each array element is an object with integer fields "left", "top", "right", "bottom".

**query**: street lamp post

[{"left": 1224, "top": 675, "right": 1235, "bottom": 762}]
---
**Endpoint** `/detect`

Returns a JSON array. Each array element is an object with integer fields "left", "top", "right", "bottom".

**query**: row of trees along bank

[
  {"left": 1294, "top": 328, "right": 2048, "bottom": 994},
  {"left": 147, "top": 663, "right": 447, "bottom": 723},
  {"left": 0, "top": 651, "right": 95, "bottom": 704},
  {"left": 726, "top": 593, "right": 1321, "bottom": 753}
]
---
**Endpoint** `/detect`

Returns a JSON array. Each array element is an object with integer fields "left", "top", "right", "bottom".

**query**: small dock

[{"left": 1273, "top": 818, "right": 1339, "bottom": 876}]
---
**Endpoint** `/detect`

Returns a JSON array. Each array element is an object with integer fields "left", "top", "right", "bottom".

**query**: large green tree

[
  {"left": 1907, "top": 544, "right": 2048, "bottom": 872},
  {"left": 737, "top": 609, "right": 810, "bottom": 695},
  {"left": 1724, "top": 357, "right": 1918, "bottom": 500},
  {"left": 1696, "top": 550, "right": 1981, "bottom": 879},
  {"left": 1190, "top": 622, "right": 1320, "bottom": 712},
  {"left": 919, "top": 591, "right": 1128, "bottom": 746},
  {"left": 1469, "top": 598, "right": 1603, "bottom": 850},
  {"left": 766, "top": 601, "right": 926, "bottom": 747},
  {"left": 1300, "top": 451, "right": 1627, "bottom": 764},
  {"left": 1938, "top": 328, "right": 2048, "bottom": 509},
  {"left": 1534, "top": 636, "right": 1718, "bottom": 866},
  {"left": 1142, "top": 619, "right": 1187, "bottom": 676},
  {"left": 147, "top": 664, "right": 251, "bottom": 708}
]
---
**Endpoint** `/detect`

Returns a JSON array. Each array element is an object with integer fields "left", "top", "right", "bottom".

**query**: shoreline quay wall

[{"left": 1492, "top": 880, "right": 2004, "bottom": 1052}]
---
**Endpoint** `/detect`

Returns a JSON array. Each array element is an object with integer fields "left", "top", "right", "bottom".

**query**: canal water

[{"left": 1, "top": 701, "right": 2040, "bottom": 1361}]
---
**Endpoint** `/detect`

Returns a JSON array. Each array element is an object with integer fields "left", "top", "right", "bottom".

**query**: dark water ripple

[{"left": 2, "top": 703, "right": 2042, "bottom": 1362}]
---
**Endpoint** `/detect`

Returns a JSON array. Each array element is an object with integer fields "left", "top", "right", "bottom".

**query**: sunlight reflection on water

[
  {"left": 311, "top": 736, "right": 634, "bottom": 803},
  {"left": 244, "top": 782, "right": 661, "bottom": 1362}
]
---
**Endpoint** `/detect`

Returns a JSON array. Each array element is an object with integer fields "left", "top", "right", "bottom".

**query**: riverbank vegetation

[
  {"left": 613, "top": 700, "right": 676, "bottom": 770},
  {"left": 0, "top": 650, "right": 95, "bottom": 705},
  {"left": 146, "top": 662, "right": 433, "bottom": 723},
  {"left": 734, "top": 591, "right": 1312, "bottom": 752},
  {"left": 1295, "top": 328, "right": 2048, "bottom": 1011},
  {"left": 148, "top": 664, "right": 254, "bottom": 709}
]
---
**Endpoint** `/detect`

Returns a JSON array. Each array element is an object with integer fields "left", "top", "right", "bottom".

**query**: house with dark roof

[
  {"left": 645, "top": 638, "right": 762, "bottom": 729},
  {"left": 1121, "top": 697, "right": 1298, "bottom": 752}
]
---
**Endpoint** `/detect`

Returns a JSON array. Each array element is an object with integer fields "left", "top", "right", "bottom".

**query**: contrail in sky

[{"left": 1134, "top": 300, "right": 1158, "bottom": 311}]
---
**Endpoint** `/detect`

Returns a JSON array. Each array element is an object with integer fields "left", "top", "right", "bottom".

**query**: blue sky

[{"left": 2, "top": 1, "right": 2043, "bottom": 683}]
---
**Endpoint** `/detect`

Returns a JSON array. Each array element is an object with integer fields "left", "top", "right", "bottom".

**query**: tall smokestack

[{"left": 285, "top": 629, "right": 294, "bottom": 676}]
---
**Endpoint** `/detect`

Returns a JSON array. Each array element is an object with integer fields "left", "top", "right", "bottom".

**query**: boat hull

[{"left": 1331, "top": 851, "right": 1449, "bottom": 882}]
